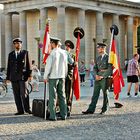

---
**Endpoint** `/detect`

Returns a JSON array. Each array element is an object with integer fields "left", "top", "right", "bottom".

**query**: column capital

[
  {"left": 56, "top": 5, "right": 66, "bottom": 9},
  {"left": 38, "top": 7, "right": 47, "bottom": 11}
]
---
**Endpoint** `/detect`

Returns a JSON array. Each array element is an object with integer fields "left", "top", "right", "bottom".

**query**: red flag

[
  {"left": 42, "top": 23, "right": 51, "bottom": 64},
  {"left": 109, "top": 39, "right": 125, "bottom": 100},
  {"left": 73, "top": 33, "right": 80, "bottom": 100}
]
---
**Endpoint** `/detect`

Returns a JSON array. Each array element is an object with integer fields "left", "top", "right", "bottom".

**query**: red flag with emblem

[{"left": 73, "top": 33, "right": 80, "bottom": 100}]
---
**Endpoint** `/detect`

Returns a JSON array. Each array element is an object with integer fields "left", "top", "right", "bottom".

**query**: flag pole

[{"left": 44, "top": 18, "right": 51, "bottom": 120}]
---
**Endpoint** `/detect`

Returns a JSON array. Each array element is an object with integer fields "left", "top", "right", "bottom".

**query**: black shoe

[
  {"left": 25, "top": 110, "right": 32, "bottom": 114},
  {"left": 49, "top": 118, "right": 57, "bottom": 121},
  {"left": 114, "top": 102, "right": 123, "bottom": 108},
  {"left": 14, "top": 112, "right": 24, "bottom": 115},
  {"left": 82, "top": 110, "right": 94, "bottom": 115},
  {"left": 127, "top": 92, "right": 131, "bottom": 97},
  {"left": 100, "top": 110, "right": 106, "bottom": 115},
  {"left": 67, "top": 112, "right": 71, "bottom": 117},
  {"left": 56, "top": 112, "right": 61, "bottom": 117},
  {"left": 135, "top": 93, "right": 138, "bottom": 97}
]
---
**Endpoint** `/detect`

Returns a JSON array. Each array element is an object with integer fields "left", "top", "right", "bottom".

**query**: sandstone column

[
  {"left": 39, "top": 8, "right": 47, "bottom": 69},
  {"left": 112, "top": 14, "right": 124, "bottom": 68},
  {"left": 5, "top": 13, "right": 12, "bottom": 66},
  {"left": 40, "top": 7, "right": 47, "bottom": 43},
  {"left": 127, "top": 16, "right": 133, "bottom": 59},
  {"left": 78, "top": 9, "right": 85, "bottom": 61},
  {"left": 96, "top": 11, "right": 103, "bottom": 57},
  {"left": 57, "top": 6, "right": 65, "bottom": 47},
  {"left": 19, "top": 11, "right": 27, "bottom": 50},
  {"left": 96, "top": 11, "right": 103, "bottom": 44}
]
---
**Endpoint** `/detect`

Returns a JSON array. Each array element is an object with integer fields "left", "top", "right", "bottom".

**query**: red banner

[{"left": 73, "top": 33, "right": 80, "bottom": 100}]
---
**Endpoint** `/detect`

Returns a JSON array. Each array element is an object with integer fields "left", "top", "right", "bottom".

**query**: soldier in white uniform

[{"left": 44, "top": 37, "right": 68, "bottom": 121}]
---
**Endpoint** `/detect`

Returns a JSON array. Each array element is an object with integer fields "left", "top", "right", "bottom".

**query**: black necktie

[{"left": 16, "top": 52, "right": 20, "bottom": 59}]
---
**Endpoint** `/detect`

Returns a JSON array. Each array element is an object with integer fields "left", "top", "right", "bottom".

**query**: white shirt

[
  {"left": 44, "top": 48, "right": 68, "bottom": 80},
  {"left": 15, "top": 50, "right": 20, "bottom": 58}
]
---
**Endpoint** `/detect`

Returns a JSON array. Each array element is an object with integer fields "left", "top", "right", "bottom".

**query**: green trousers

[
  {"left": 49, "top": 78, "right": 67, "bottom": 120},
  {"left": 87, "top": 78, "right": 109, "bottom": 112}
]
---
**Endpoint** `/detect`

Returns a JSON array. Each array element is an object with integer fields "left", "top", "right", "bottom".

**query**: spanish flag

[
  {"left": 42, "top": 23, "right": 51, "bottom": 64},
  {"left": 109, "top": 38, "right": 125, "bottom": 100}
]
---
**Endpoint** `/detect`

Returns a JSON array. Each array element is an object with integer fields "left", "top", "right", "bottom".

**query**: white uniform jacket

[{"left": 44, "top": 48, "right": 68, "bottom": 80}]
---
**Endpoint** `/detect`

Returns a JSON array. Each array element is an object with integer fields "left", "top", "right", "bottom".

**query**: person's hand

[
  {"left": 28, "top": 76, "right": 32, "bottom": 81},
  {"left": 44, "top": 79, "right": 48, "bottom": 83},
  {"left": 5, "top": 80, "right": 10, "bottom": 84},
  {"left": 95, "top": 75, "right": 103, "bottom": 81},
  {"left": 73, "top": 62, "right": 78, "bottom": 67}
]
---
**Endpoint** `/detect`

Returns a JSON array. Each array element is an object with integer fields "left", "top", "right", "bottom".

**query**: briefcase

[
  {"left": 32, "top": 99, "right": 49, "bottom": 118},
  {"left": 32, "top": 82, "right": 50, "bottom": 119}
]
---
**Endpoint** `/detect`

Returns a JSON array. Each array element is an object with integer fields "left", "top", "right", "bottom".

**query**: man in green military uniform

[
  {"left": 82, "top": 43, "right": 112, "bottom": 114},
  {"left": 65, "top": 40, "right": 75, "bottom": 117}
]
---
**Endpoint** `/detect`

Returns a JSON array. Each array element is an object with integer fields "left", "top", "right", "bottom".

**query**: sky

[
  {"left": 0, "top": 4, "right": 3, "bottom": 10},
  {"left": 126, "top": 0, "right": 140, "bottom": 2}
]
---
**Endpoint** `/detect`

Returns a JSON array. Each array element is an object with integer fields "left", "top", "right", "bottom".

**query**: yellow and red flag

[
  {"left": 109, "top": 39, "right": 125, "bottom": 100},
  {"left": 73, "top": 33, "right": 80, "bottom": 100},
  {"left": 42, "top": 23, "right": 51, "bottom": 64}
]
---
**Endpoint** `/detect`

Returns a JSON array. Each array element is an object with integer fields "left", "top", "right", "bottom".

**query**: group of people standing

[
  {"left": 6, "top": 35, "right": 139, "bottom": 121},
  {"left": 5, "top": 36, "right": 114, "bottom": 120}
]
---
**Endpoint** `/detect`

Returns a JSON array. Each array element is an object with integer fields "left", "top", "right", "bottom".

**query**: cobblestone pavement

[{"left": 0, "top": 78, "right": 140, "bottom": 140}]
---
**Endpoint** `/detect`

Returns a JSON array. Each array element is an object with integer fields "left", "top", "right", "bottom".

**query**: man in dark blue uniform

[
  {"left": 82, "top": 43, "right": 112, "bottom": 114},
  {"left": 6, "top": 38, "right": 32, "bottom": 115}
]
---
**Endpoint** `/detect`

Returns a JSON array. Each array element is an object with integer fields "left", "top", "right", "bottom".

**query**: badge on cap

[
  {"left": 97, "top": 43, "right": 106, "bottom": 48},
  {"left": 13, "top": 38, "right": 22, "bottom": 43}
]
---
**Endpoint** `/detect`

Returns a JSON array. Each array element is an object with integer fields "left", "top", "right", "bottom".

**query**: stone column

[
  {"left": 40, "top": 7, "right": 47, "bottom": 43},
  {"left": 39, "top": 8, "right": 47, "bottom": 70},
  {"left": 57, "top": 6, "right": 65, "bottom": 47},
  {"left": 112, "top": 14, "right": 124, "bottom": 68},
  {"left": 78, "top": 9, "right": 85, "bottom": 61},
  {"left": 127, "top": 16, "right": 133, "bottom": 59},
  {"left": 5, "top": 13, "right": 12, "bottom": 67},
  {"left": 96, "top": 11, "right": 103, "bottom": 57},
  {"left": 96, "top": 11, "right": 103, "bottom": 44},
  {"left": 19, "top": 11, "right": 27, "bottom": 50}
]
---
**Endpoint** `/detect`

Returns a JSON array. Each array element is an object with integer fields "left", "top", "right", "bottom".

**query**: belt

[{"left": 98, "top": 69, "right": 107, "bottom": 72}]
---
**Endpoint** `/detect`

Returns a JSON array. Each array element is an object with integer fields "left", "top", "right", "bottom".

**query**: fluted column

[
  {"left": 40, "top": 7, "right": 47, "bottom": 43},
  {"left": 112, "top": 14, "right": 124, "bottom": 68},
  {"left": 19, "top": 11, "right": 27, "bottom": 50},
  {"left": 96, "top": 11, "right": 103, "bottom": 57},
  {"left": 39, "top": 8, "right": 47, "bottom": 69},
  {"left": 96, "top": 11, "right": 103, "bottom": 44},
  {"left": 5, "top": 13, "right": 12, "bottom": 67},
  {"left": 57, "top": 6, "right": 65, "bottom": 47},
  {"left": 127, "top": 16, "right": 133, "bottom": 59},
  {"left": 78, "top": 9, "right": 85, "bottom": 60}
]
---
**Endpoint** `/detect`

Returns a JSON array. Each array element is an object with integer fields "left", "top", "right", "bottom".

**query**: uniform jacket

[
  {"left": 44, "top": 47, "right": 68, "bottom": 80},
  {"left": 94, "top": 53, "right": 112, "bottom": 78},
  {"left": 6, "top": 50, "right": 32, "bottom": 82}
]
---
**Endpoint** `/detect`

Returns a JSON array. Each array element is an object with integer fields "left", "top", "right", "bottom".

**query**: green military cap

[
  {"left": 97, "top": 43, "right": 107, "bottom": 48},
  {"left": 50, "top": 37, "right": 61, "bottom": 44},
  {"left": 13, "top": 38, "right": 22, "bottom": 44},
  {"left": 65, "top": 40, "right": 74, "bottom": 49}
]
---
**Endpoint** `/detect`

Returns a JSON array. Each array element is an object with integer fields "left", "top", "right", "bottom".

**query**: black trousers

[
  {"left": 11, "top": 80, "right": 30, "bottom": 113},
  {"left": 65, "top": 76, "right": 73, "bottom": 112}
]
